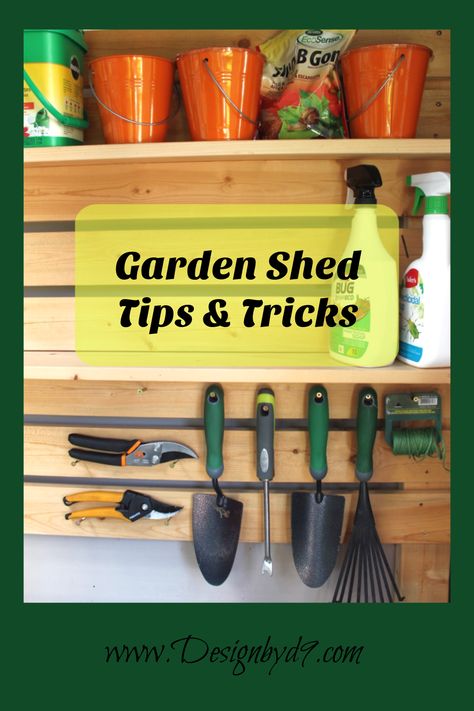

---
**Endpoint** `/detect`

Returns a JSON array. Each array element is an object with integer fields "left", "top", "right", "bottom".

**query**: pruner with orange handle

[
  {"left": 68, "top": 434, "right": 197, "bottom": 468},
  {"left": 63, "top": 489, "right": 183, "bottom": 523}
]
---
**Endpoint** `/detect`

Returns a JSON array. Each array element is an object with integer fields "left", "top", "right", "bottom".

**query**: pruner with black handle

[
  {"left": 63, "top": 489, "right": 183, "bottom": 523},
  {"left": 68, "top": 434, "right": 197, "bottom": 467}
]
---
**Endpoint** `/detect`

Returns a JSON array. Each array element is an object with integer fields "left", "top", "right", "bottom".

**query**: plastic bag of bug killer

[{"left": 257, "top": 30, "right": 356, "bottom": 139}]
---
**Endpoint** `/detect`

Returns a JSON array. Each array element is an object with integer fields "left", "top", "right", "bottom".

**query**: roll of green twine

[{"left": 392, "top": 426, "right": 447, "bottom": 466}]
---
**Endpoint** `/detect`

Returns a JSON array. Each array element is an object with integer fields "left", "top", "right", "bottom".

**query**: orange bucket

[
  {"left": 340, "top": 44, "right": 432, "bottom": 138},
  {"left": 177, "top": 47, "right": 264, "bottom": 140},
  {"left": 89, "top": 54, "right": 175, "bottom": 143}
]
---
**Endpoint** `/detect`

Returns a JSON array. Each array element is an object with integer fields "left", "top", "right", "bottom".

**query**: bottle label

[
  {"left": 399, "top": 268, "right": 424, "bottom": 362},
  {"left": 330, "top": 265, "right": 370, "bottom": 359}
]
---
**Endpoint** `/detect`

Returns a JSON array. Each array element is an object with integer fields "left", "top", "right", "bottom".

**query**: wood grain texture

[
  {"left": 24, "top": 139, "right": 451, "bottom": 167},
  {"left": 24, "top": 379, "right": 450, "bottom": 422},
  {"left": 24, "top": 483, "right": 450, "bottom": 544},
  {"left": 398, "top": 543, "right": 450, "bottom": 602},
  {"left": 25, "top": 298, "right": 73, "bottom": 350},
  {"left": 418, "top": 83, "right": 450, "bottom": 138},
  {"left": 24, "top": 233, "right": 74, "bottom": 286},
  {"left": 24, "top": 352, "right": 451, "bottom": 384},
  {"left": 24, "top": 157, "right": 451, "bottom": 222},
  {"left": 24, "top": 425, "right": 451, "bottom": 485},
  {"left": 83, "top": 30, "right": 449, "bottom": 76}
]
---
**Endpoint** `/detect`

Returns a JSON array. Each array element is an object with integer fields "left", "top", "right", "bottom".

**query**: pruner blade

[
  {"left": 126, "top": 441, "right": 198, "bottom": 466},
  {"left": 145, "top": 500, "right": 183, "bottom": 520}
]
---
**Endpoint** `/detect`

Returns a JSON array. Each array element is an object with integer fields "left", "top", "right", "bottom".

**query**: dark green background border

[{"left": 13, "top": 2, "right": 467, "bottom": 704}]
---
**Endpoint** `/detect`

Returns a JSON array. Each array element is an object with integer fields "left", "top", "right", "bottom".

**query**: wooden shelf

[
  {"left": 24, "top": 352, "right": 450, "bottom": 384},
  {"left": 24, "top": 138, "right": 451, "bottom": 168}
]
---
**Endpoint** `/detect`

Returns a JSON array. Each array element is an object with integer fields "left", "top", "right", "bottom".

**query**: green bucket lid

[{"left": 24, "top": 29, "right": 88, "bottom": 53}]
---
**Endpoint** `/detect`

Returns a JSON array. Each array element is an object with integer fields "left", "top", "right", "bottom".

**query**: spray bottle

[
  {"left": 399, "top": 172, "right": 450, "bottom": 368},
  {"left": 329, "top": 164, "right": 398, "bottom": 367}
]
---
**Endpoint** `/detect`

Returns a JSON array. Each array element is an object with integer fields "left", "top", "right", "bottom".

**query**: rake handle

[{"left": 356, "top": 387, "right": 378, "bottom": 482}]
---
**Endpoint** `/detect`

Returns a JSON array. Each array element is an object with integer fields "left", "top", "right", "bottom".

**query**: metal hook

[{"left": 212, "top": 477, "right": 229, "bottom": 516}]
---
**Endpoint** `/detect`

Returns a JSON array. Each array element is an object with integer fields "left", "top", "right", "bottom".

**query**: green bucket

[{"left": 24, "top": 30, "right": 89, "bottom": 147}]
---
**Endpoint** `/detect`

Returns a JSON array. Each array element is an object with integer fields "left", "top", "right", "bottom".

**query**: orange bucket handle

[
  {"left": 89, "top": 70, "right": 180, "bottom": 127},
  {"left": 348, "top": 53, "right": 407, "bottom": 123},
  {"left": 202, "top": 58, "right": 259, "bottom": 127}
]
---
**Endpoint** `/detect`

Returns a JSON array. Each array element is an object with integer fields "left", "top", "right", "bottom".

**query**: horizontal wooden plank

[
  {"left": 24, "top": 351, "right": 451, "bottom": 384},
  {"left": 24, "top": 483, "right": 450, "bottom": 544},
  {"left": 24, "top": 380, "right": 450, "bottom": 422},
  {"left": 83, "top": 29, "right": 450, "bottom": 78},
  {"left": 24, "top": 228, "right": 423, "bottom": 286},
  {"left": 24, "top": 232, "right": 74, "bottom": 286},
  {"left": 25, "top": 298, "right": 73, "bottom": 350},
  {"left": 24, "top": 157, "right": 450, "bottom": 222},
  {"left": 398, "top": 543, "right": 450, "bottom": 602},
  {"left": 23, "top": 139, "right": 451, "bottom": 168},
  {"left": 24, "top": 426, "right": 451, "bottom": 484}
]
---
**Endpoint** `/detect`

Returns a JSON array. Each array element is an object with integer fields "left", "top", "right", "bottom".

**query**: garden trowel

[
  {"left": 192, "top": 384, "right": 243, "bottom": 586},
  {"left": 291, "top": 386, "right": 345, "bottom": 587}
]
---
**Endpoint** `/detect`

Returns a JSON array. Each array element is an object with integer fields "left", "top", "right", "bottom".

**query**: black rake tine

[
  {"left": 333, "top": 534, "right": 357, "bottom": 602},
  {"left": 362, "top": 543, "right": 369, "bottom": 602},
  {"left": 356, "top": 541, "right": 363, "bottom": 603},
  {"left": 361, "top": 539, "right": 369, "bottom": 603},
  {"left": 373, "top": 537, "right": 393, "bottom": 603},
  {"left": 347, "top": 541, "right": 360, "bottom": 603},
  {"left": 369, "top": 531, "right": 385, "bottom": 602},
  {"left": 373, "top": 528, "right": 405, "bottom": 602},
  {"left": 341, "top": 534, "right": 359, "bottom": 602},
  {"left": 367, "top": 538, "right": 376, "bottom": 602},
  {"left": 333, "top": 545, "right": 352, "bottom": 602}
]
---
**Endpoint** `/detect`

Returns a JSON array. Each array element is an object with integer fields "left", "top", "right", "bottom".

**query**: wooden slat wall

[
  {"left": 24, "top": 380, "right": 451, "bottom": 421},
  {"left": 398, "top": 544, "right": 450, "bottom": 602},
  {"left": 24, "top": 426, "right": 451, "bottom": 485},
  {"left": 25, "top": 485, "right": 449, "bottom": 545},
  {"left": 24, "top": 157, "right": 450, "bottom": 222}
]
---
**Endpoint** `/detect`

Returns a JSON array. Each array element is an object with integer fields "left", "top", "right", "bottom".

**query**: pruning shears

[
  {"left": 63, "top": 489, "right": 183, "bottom": 523},
  {"left": 68, "top": 434, "right": 197, "bottom": 467}
]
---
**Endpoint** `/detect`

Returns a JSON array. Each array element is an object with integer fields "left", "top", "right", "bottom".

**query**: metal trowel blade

[
  {"left": 192, "top": 493, "right": 243, "bottom": 586},
  {"left": 291, "top": 492, "right": 345, "bottom": 588}
]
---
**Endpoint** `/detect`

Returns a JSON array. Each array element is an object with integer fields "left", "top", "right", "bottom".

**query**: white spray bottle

[{"left": 399, "top": 171, "right": 450, "bottom": 368}]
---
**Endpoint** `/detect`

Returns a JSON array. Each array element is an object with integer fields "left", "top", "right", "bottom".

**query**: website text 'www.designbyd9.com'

[{"left": 104, "top": 635, "right": 364, "bottom": 676}]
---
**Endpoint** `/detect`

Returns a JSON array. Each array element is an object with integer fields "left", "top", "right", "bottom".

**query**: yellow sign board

[{"left": 75, "top": 204, "right": 398, "bottom": 367}]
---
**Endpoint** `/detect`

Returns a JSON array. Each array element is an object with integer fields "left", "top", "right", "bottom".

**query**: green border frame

[{"left": 14, "top": 3, "right": 466, "bottom": 704}]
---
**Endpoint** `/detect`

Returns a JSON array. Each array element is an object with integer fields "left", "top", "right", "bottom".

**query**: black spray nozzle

[{"left": 347, "top": 164, "right": 382, "bottom": 205}]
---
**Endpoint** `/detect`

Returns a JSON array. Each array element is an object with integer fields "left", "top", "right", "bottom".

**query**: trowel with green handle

[
  {"left": 291, "top": 386, "right": 345, "bottom": 587},
  {"left": 192, "top": 384, "right": 243, "bottom": 586}
]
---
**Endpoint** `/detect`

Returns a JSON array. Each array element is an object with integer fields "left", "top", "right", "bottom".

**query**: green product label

[
  {"left": 330, "top": 266, "right": 370, "bottom": 359},
  {"left": 399, "top": 267, "right": 424, "bottom": 362}
]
